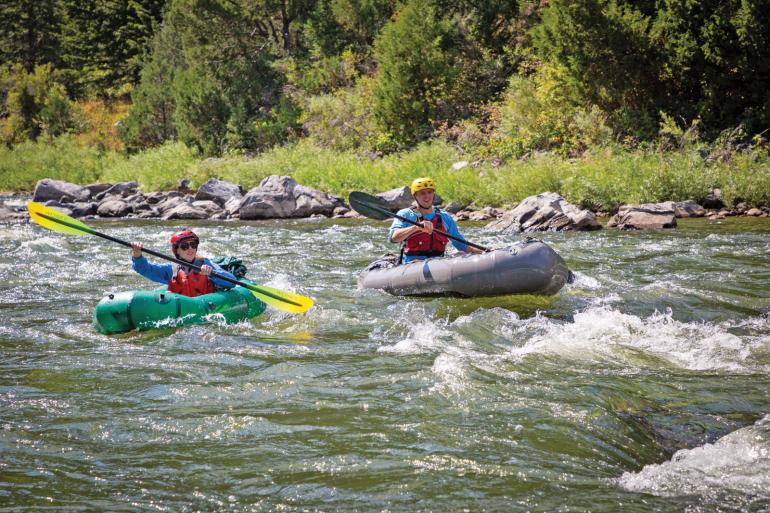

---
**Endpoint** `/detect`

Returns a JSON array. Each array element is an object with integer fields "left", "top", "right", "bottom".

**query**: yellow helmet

[{"left": 410, "top": 177, "right": 436, "bottom": 196}]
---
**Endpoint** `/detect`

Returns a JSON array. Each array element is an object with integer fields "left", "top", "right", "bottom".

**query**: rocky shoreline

[{"left": 1, "top": 177, "right": 768, "bottom": 232}]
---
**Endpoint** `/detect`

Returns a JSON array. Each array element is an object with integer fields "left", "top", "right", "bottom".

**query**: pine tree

[
  {"left": 0, "top": 0, "right": 63, "bottom": 72},
  {"left": 373, "top": 0, "right": 456, "bottom": 146}
]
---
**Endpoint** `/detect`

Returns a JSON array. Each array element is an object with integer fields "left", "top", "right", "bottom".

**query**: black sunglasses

[{"left": 177, "top": 241, "right": 198, "bottom": 250}]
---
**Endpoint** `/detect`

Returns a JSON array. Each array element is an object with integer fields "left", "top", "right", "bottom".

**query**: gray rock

[
  {"left": 135, "top": 208, "right": 161, "bottom": 219},
  {"left": 95, "top": 182, "right": 138, "bottom": 201},
  {"left": 607, "top": 203, "right": 677, "bottom": 230},
  {"left": 97, "top": 199, "right": 133, "bottom": 217},
  {"left": 161, "top": 203, "right": 211, "bottom": 220},
  {"left": 293, "top": 184, "right": 345, "bottom": 217},
  {"left": 746, "top": 208, "right": 763, "bottom": 216},
  {"left": 190, "top": 200, "right": 223, "bottom": 217},
  {"left": 672, "top": 200, "right": 705, "bottom": 218},
  {"left": 332, "top": 206, "right": 350, "bottom": 218},
  {"left": 701, "top": 189, "right": 724, "bottom": 209},
  {"left": 375, "top": 186, "right": 443, "bottom": 211},
  {"left": 84, "top": 183, "right": 112, "bottom": 197},
  {"left": 195, "top": 178, "right": 242, "bottom": 206},
  {"left": 466, "top": 206, "right": 504, "bottom": 221},
  {"left": 444, "top": 201, "right": 463, "bottom": 214},
  {"left": 376, "top": 187, "right": 413, "bottom": 211},
  {"left": 223, "top": 196, "right": 242, "bottom": 217},
  {"left": 70, "top": 202, "right": 97, "bottom": 218},
  {"left": 154, "top": 195, "right": 188, "bottom": 215},
  {"left": 33, "top": 179, "right": 89, "bottom": 203},
  {"left": 0, "top": 203, "right": 28, "bottom": 222},
  {"left": 485, "top": 192, "right": 602, "bottom": 232},
  {"left": 239, "top": 175, "right": 344, "bottom": 219}
]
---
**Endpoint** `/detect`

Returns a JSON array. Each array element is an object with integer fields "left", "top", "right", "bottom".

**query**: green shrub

[
  {"left": 301, "top": 77, "right": 376, "bottom": 152},
  {"left": 372, "top": 0, "right": 457, "bottom": 146},
  {"left": 100, "top": 141, "right": 198, "bottom": 191},
  {"left": 0, "top": 135, "right": 117, "bottom": 191},
  {"left": 0, "top": 63, "right": 79, "bottom": 145}
]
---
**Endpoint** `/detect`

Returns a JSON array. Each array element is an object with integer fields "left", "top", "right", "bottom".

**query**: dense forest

[{"left": 1, "top": 1, "right": 769, "bottom": 207}]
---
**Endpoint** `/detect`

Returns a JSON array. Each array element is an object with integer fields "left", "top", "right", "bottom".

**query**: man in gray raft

[{"left": 388, "top": 177, "right": 484, "bottom": 264}]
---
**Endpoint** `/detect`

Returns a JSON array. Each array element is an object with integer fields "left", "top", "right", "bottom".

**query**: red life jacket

[
  {"left": 403, "top": 209, "right": 449, "bottom": 258},
  {"left": 168, "top": 263, "right": 215, "bottom": 297}
]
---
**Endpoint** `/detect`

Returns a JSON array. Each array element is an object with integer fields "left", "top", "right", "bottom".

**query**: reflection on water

[{"left": 0, "top": 215, "right": 769, "bottom": 512}]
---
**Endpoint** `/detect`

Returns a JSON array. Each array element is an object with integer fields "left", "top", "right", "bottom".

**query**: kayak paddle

[
  {"left": 27, "top": 202, "right": 313, "bottom": 314},
  {"left": 348, "top": 191, "right": 490, "bottom": 252}
]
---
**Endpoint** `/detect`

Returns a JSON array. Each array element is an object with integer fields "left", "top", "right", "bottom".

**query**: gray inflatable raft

[{"left": 359, "top": 239, "right": 572, "bottom": 297}]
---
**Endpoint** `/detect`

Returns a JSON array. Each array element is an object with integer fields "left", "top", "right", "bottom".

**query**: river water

[{"left": 1, "top": 211, "right": 769, "bottom": 512}]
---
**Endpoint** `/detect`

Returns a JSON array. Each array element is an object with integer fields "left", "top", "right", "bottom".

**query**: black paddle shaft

[
  {"left": 349, "top": 192, "right": 490, "bottom": 252},
  {"left": 36, "top": 211, "right": 301, "bottom": 305}
]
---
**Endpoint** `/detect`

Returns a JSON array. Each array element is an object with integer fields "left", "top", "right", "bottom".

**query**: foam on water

[
  {"left": 504, "top": 306, "right": 769, "bottom": 372},
  {"left": 617, "top": 415, "right": 770, "bottom": 499}
]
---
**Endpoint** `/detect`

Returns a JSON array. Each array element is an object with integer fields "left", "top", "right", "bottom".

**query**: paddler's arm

[
  {"left": 201, "top": 258, "right": 236, "bottom": 289},
  {"left": 130, "top": 242, "right": 173, "bottom": 284},
  {"left": 441, "top": 213, "right": 484, "bottom": 254},
  {"left": 388, "top": 209, "right": 431, "bottom": 243}
]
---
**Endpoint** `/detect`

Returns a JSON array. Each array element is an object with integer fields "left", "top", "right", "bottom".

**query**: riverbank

[{"left": 2, "top": 136, "right": 770, "bottom": 212}]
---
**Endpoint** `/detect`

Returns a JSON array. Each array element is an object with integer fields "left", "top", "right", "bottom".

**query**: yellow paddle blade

[
  {"left": 244, "top": 284, "right": 314, "bottom": 314},
  {"left": 27, "top": 201, "right": 95, "bottom": 236}
]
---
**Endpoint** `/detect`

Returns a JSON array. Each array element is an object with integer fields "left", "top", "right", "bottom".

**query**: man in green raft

[
  {"left": 388, "top": 177, "right": 484, "bottom": 264},
  {"left": 130, "top": 229, "right": 237, "bottom": 297}
]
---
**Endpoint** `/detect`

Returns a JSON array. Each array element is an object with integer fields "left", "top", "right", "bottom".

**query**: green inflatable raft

[{"left": 93, "top": 281, "right": 267, "bottom": 334}]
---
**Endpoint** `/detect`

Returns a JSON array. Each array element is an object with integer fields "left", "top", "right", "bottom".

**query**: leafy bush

[
  {"left": 0, "top": 63, "right": 79, "bottom": 145},
  {"left": 373, "top": 0, "right": 457, "bottom": 147},
  {"left": 301, "top": 77, "right": 376, "bottom": 152},
  {"left": 490, "top": 66, "right": 614, "bottom": 159}
]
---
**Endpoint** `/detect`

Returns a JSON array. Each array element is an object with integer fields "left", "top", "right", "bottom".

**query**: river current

[{"left": 1, "top": 209, "right": 768, "bottom": 512}]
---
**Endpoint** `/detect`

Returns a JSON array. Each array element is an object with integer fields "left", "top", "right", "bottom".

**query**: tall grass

[
  {"left": 100, "top": 142, "right": 198, "bottom": 190},
  {"left": 0, "top": 135, "right": 121, "bottom": 191},
  {"left": 2, "top": 136, "right": 769, "bottom": 209}
]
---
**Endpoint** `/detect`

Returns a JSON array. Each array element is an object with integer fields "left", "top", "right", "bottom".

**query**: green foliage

[
  {"left": 0, "top": 63, "right": 79, "bottom": 145},
  {"left": 119, "top": 25, "right": 179, "bottom": 151},
  {"left": 373, "top": 0, "right": 457, "bottom": 147},
  {"left": 300, "top": 77, "right": 376, "bottom": 151},
  {"left": 532, "top": 0, "right": 770, "bottom": 140},
  {"left": 172, "top": 66, "right": 230, "bottom": 156},
  {"left": 533, "top": 0, "right": 661, "bottom": 140},
  {"left": 59, "top": 0, "right": 165, "bottom": 97},
  {"left": 3, "top": 134, "right": 770, "bottom": 211},
  {"left": 0, "top": 135, "right": 118, "bottom": 191},
  {"left": 304, "top": 0, "right": 396, "bottom": 55},
  {"left": 0, "top": 0, "right": 63, "bottom": 72},
  {"left": 651, "top": 0, "right": 770, "bottom": 136},
  {"left": 285, "top": 50, "right": 360, "bottom": 96},
  {"left": 490, "top": 67, "right": 613, "bottom": 158},
  {"left": 100, "top": 141, "right": 197, "bottom": 190}
]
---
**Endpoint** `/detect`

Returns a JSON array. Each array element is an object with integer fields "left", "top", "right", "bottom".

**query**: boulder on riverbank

[
  {"left": 607, "top": 203, "right": 677, "bottom": 230},
  {"left": 485, "top": 192, "right": 601, "bottom": 232},
  {"left": 239, "top": 175, "right": 344, "bottom": 219},
  {"left": 33, "top": 179, "right": 90, "bottom": 203}
]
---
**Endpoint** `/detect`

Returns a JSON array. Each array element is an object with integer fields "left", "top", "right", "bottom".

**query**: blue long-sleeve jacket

[
  {"left": 131, "top": 255, "right": 236, "bottom": 289},
  {"left": 387, "top": 207, "right": 469, "bottom": 264}
]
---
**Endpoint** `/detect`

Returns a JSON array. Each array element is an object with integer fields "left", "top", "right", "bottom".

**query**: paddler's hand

[
  {"left": 131, "top": 241, "right": 143, "bottom": 258},
  {"left": 200, "top": 264, "right": 213, "bottom": 276},
  {"left": 417, "top": 220, "right": 434, "bottom": 235}
]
